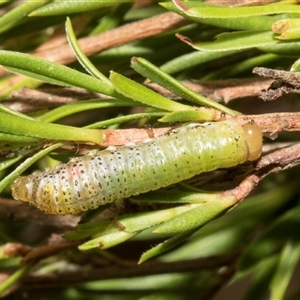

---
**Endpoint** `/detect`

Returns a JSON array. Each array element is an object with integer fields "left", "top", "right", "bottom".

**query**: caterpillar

[{"left": 11, "top": 120, "right": 262, "bottom": 215}]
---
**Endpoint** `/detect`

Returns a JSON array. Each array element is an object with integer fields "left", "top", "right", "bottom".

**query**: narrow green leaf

[
  {"left": 116, "top": 205, "right": 200, "bottom": 233},
  {"left": 259, "top": 40, "right": 300, "bottom": 56},
  {"left": 0, "top": 50, "right": 115, "bottom": 95},
  {"left": 139, "top": 228, "right": 199, "bottom": 263},
  {"left": 30, "top": 0, "right": 127, "bottom": 16},
  {"left": 65, "top": 17, "right": 112, "bottom": 85},
  {"left": 110, "top": 71, "right": 193, "bottom": 112},
  {"left": 0, "top": 132, "right": 41, "bottom": 143},
  {"left": 86, "top": 112, "right": 165, "bottom": 129},
  {"left": 160, "top": 50, "right": 238, "bottom": 75},
  {"left": 161, "top": 1, "right": 282, "bottom": 31},
  {"left": 63, "top": 221, "right": 112, "bottom": 240},
  {"left": 0, "top": 102, "right": 34, "bottom": 119},
  {"left": 154, "top": 196, "right": 236, "bottom": 234},
  {"left": 0, "top": 111, "right": 103, "bottom": 145},
  {"left": 0, "top": 264, "right": 32, "bottom": 296},
  {"left": 159, "top": 110, "right": 216, "bottom": 123},
  {"left": 79, "top": 230, "right": 138, "bottom": 251},
  {"left": 131, "top": 57, "right": 239, "bottom": 116},
  {"left": 38, "top": 99, "right": 135, "bottom": 123},
  {"left": 162, "top": 185, "right": 296, "bottom": 262},
  {"left": 89, "top": 2, "right": 132, "bottom": 35},
  {"left": 202, "top": 53, "right": 279, "bottom": 81},
  {"left": 171, "top": 1, "right": 300, "bottom": 19},
  {"left": 270, "top": 240, "right": 300, "bottom": 300},
  {"left": 243, "top": 256, "right": 278, "bottom": 300},
  {"left": 0, "top": 0, "right": 47, "bottom": 34},
  {"left": 291, "top": 57, "right": 300, "bottom": 71},
  {"left": 180, "top": 31, "right": 277, "bottom": 52},
  {"left": 132, "top": 190, "right": 237, "bottom": 204},
  {"left": 0, "top": 132, "right": 46, "bottom": 153}
]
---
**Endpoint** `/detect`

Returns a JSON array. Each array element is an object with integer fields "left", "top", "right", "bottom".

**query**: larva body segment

[{"left": 11, "top": 121, "right": 262, "bottom": 215}]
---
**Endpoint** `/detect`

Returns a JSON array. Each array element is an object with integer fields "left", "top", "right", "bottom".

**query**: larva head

[
  {"left": 11, "top": 176, "right": 32, "bottom": 203},
  {"left": 242, "top": 121, "right": 262, "bottom": 161}
]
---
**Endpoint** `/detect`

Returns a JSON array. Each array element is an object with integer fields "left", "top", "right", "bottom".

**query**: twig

[
  {"left": 253, "top": 67, "right": 300, "bottom": 101},
  {"left": 18, "top": 251, "right": 239, "bottom": 290},
  {"left": 3, "top": 77, "right": 272, "bottom": 113},
  {"left": 36, "top": 12, "right": 189, "bottom": 64},
  {"left": 0, "top": 197, "right": 80, "bottom": 232},
  {"left": 100, "top": 112, "right": 300, "bottom": 147},
  {"left": 4, "top": 87, "right": 101, "bottom": 113},
  {"left": 225, "top": 143, "right": 300, "bottom": 202},
  {"left": 21, "top": 240, "right": 81, "bottom": 265},
  {"left": 147, "top": 78, "right": 273, "bottom": 104}
]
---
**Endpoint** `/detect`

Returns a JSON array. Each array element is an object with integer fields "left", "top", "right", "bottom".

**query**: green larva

[{"left": 11, "top": 121, "right": 262, "bottom": 215}]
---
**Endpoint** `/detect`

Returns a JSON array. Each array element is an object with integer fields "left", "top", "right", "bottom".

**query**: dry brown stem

[
  {"left": 17, "top": 251, "right": 239, "bottom": 290},
  {"left": 34, "top": 12, "right": 189, "bottom": 65}
]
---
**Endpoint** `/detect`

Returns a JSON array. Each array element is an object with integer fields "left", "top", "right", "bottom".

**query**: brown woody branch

[
  {"left": 101, "top": 112, "right": 300, "bottom": 146},
  {"left": 4, "top": 77, "right": 273, "bottom": 113},
  {"left": 0, "top": 198, "right": 80, "bottom": 232},
  {"left": 15, "top": 251, "right": 239, "bottom": 290}
]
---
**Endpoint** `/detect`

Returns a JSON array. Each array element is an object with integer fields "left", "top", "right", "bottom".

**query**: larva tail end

[{"left": 11, "top": 177, "right": 31, "bottom": 203}]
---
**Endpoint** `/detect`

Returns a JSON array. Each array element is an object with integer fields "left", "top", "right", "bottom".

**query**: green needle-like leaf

[
  {"left": 116, "top": 205, "right": 200, "bottom": 233},
  {"left": 0, "top": 50, "right": 115, "bottom": 95},
  {"left": 65, "top": 17, "right": 112, "bottom": 85},
  {"left": 180, "top": 31, "right": 277, "bottom": 52},
  {"left": 0, "top": 0, "right": 47, "bottom": 34},
  {"left": 79, "top": 229, "right": 139, "bottom": 251},
  {"left": 0, "top": 111, "right": 103, "bottom": 145},
  {"left": 132, "top": 57, "right": 239, "bottom": 116},
  {"left": 0, "top": 264, "right": 33, "bottom": 296},
  {"left": 161, "top": 1, "right": 283, "bottom": 31},
  {"left": 139, "top": 228, "right": 199, "bottom": 263},
  {"left": 170, "top": 1, "right": 300, "bottom": 19},
  {"left": 110, "top": 71, "right": 194, "bottom": 112},
  {"left": 30, "top": 0, "right": 129, "bottom": 16},
  {"left": 270, "top": 240, "right": 300, "bottom": 300},
  {"left": 154, "top": 195, "right": 236, "bottom": 234}
]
